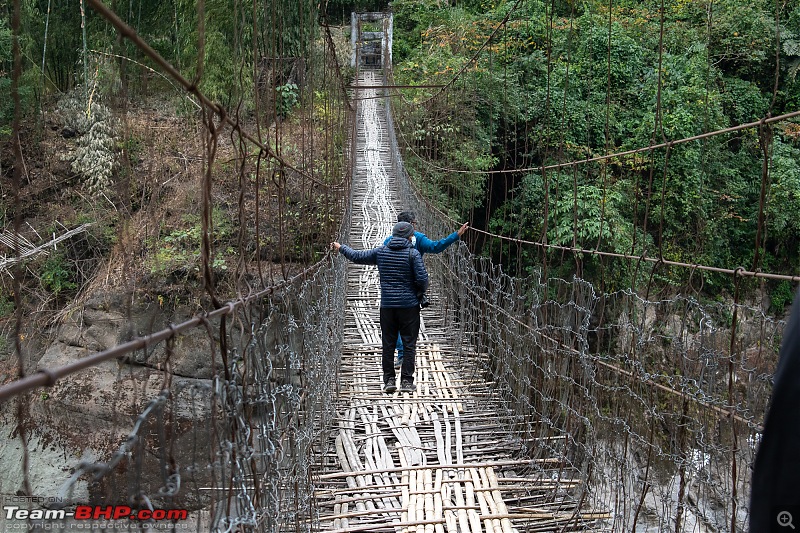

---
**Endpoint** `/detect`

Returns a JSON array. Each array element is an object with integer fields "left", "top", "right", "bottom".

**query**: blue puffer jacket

[{"left": 339, "top": 237, "right": 429, "bottom": 308}]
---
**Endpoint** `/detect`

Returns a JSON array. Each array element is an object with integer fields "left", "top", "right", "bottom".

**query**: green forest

[
  {"left": 1, "top": 0, "right": 800, "bottom": 315},
  {"left": 382, "top": 0, "right": 800, "bottom": 305}
]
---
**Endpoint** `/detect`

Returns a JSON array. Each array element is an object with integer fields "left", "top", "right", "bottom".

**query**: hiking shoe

[
  {"left": 394, "top": 357, "right": 402, "bottom": 370},
  {"left": 383, "top": 382, "right": 397, "bottom": 394},
  {"left": 400, "top": 381, "right": 416, "bottom": 393}
]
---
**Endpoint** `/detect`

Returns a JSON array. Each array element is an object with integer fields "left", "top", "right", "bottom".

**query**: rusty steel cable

[
  {"left": 394, "top": 124, "right": 800, "bottom": 283},
  {"left": 0, "top": 259, "right": 331, "bottom": 403},
  {"left": 395, "top": 107, "right": 800, "bottom": 176}
]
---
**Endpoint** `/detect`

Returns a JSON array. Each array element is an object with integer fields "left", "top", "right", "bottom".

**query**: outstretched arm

[
  {"left": 416, "top": 223, "right": 469, "bottom": 254},
  {"left": 330, "top": 242, "right": 379, "bottom": 265}
]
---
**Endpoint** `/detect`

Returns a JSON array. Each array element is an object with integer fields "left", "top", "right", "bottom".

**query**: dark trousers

[{"left": 380, "top": 306, "right": 420, "bottom": 384}]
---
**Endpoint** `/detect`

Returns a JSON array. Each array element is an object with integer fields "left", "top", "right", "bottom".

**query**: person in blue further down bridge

[
  {"left": 331, "top": 221, "right": 429, "bottom": 394},
  {"left": 383, "top": 211, "right": 469, "bottom": 370}
]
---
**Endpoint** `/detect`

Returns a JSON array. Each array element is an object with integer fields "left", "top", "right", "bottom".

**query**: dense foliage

[
  {"left": 390, "top": 0, "right": 800, "bottom": 304},
  {"left": 0, "top": 0, "right": 319, "bottom": 126}
]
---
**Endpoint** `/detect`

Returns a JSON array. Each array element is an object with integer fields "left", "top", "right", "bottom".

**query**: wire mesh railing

[
  {"left": 388, "top": 78, "right": 781, "bottom": 531},
  {"left": 2, "top": 0, "right": 354, "bottom": 530}
]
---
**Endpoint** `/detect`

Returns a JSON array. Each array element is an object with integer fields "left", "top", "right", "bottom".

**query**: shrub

[
  {"left": 40, "top": 254, "right": 77, "bottom": 296},
  {"left": 276, "top": 83, "right": 299, "bottom": 117}
]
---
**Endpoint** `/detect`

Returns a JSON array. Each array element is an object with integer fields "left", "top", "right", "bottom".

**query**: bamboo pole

[
  {"left": 472, "top": 467, "right": 499, "bottom": 533},
  {"left": 424, "top": 469, "right": 436, "bottom": 533}
]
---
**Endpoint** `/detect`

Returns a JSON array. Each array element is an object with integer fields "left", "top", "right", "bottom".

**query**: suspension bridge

[
  {"left": 310, "top": 69, "right": 610, "bottom": 532},
  {"left": 2, "top": 2, "right": 798, "bottom": 532}
]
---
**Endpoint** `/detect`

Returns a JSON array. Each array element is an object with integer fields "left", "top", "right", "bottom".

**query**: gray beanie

[{"left": 392, "top": 221, "right": 414, "bottom": 239}]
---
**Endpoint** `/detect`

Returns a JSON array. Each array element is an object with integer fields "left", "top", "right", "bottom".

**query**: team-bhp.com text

[{"left": 4, "top": 505, "right": 188, "bottom": 521}]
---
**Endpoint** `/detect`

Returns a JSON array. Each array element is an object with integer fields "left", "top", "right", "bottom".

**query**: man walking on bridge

[
  {"left": 331, "top": 221, "right": 429, "bottom": 394},
  {"left": 383, "top": 211, "right": 469, "bottom": 370}
]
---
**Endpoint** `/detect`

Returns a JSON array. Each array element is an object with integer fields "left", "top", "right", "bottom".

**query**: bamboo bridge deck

[{"left": 311, "top": 70, "right": 603, "bottom": 533}]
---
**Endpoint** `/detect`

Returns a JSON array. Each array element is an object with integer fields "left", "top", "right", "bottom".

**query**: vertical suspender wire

[
  {"left": 310, "top": 3, "right": 319, "bottom": 245},
  {"left": 233, "top": 128, "right": 249, "bottom": 294},
  {"left": 173, "top": 0, "right": 179, "bottom": 71},
  {"left": 629, "top": 0, "right": 650, "bottom": 280},
  {"left": 135, "top": 0, "right": 141, "bottom": 36},
  {"left": 274, "top": 0, "right": 285, "bottom": 279},
  {"left": 279, "top": 1, "right": 290, "bottom": 279},
  {"left": 751, "top": 0, "right": 782, "bottom": 276},
  {"left": 564, "top": 0, "right": 589, "bottom": 494},
  {"left": 237, "top": 0, "right": 264, "bottom": 502},
  {"left": 193, "top": 0, "right": 224, "bottom": 520},
  {"left": 500, "top": 22, "right": 510, "bottom": 270},
  {"left": 652, "top": 0, "right": 670, "bottom": 294},
  {"left": 656, "top": 141, "right": 673, "bottom": 268},
  {"left": 629, "top": 148, "right": 641, "bottom": 263},
  {"left": 539, "top": 0, "right": 556, "bottom": 292},
  {"left": 193, "top": 0, "right": 205, "bottom": 88},
  {"left": 299, "top": 0, "right": 308, "bottom": 263},
  {"left": 327, "top": 14, "right": 335, "bottom": 237},
  {"left": 637, "top": 0, "right": 668, "bottom": 293},
  {"left": 197, "top": 9, "right": 221, "bottom": 310},
  {"left": 540, "top": 1, "right": 555, "bottom": 284},
  {"left": 116, "top": 0, "right": 134, "bottom": 335},
  {"left": 268, "top": 0, "right": 284, "bottom": 281},
  {"left": 232, "top": 0, "right": 248, "bottom": 292},
  {"left": 509, "top": 19, "right": 519, "bottom": 270},
  {"left": 514, "top": 5, "right": 535, "bottom": 270},
  {"left": 555, "top": 5, "right": 578, "bottom": 277},
  {"left": 267, "top": 0, "right": 276, "bottom": 280},
  {"left": 652, "top": 0, "right": 667, "bottom": 147},
  {"left": 637, "top": 146, "right": 657, "bottom": 290},
  {"left": 40, "top": 0, "right": 52, "bottom": 121},
  {"left": 689, "top": 0, "right": 714, "bottom": 288},
  {"left": 10, "top": 0, "right": 34, "bottom": 506},
  {"left": 639, "top": 0, "right": 668, "bottom": 275},
  {"left": 645, "top": 0, "right": 672, "bottom": 290},
  {"left": 252, "top": 0, "right": 267, "bottom": 288},
  {"left": 595, "top": 0, "right": 614, "bottom": 295},
  {"left": 501, "top": 16, "right": 513, "bottom": 270},
  {"left": 486, "top": 41, "right": 496, "bottom": 262},
  {"left": 80, "top": 0, "right": 89, "bottom": 105},
  {"left": 652, "top": 1, "right": 672, "bottom": 272},
  {"left": 322, "top": 11, "right": 332, "bottom": 229},
  {"left": 514, "top": 11, "right": 526, "bottom": 272},
  {"left": 728, "top": 267, "right": 744, "bottom": 533},
  {"left": 517, "top": 7, "right": 532, "bottom": 270},
  {"left": 462, "top": 61, "right": 478, "bottom": 251},
  {"left": 581, "top": 0, "right": 596, "bottom": 272}
]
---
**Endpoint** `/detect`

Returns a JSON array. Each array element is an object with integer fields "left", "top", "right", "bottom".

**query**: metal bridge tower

[{"left": 351, "top": 11, "right": 393, "bottom": 69}]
